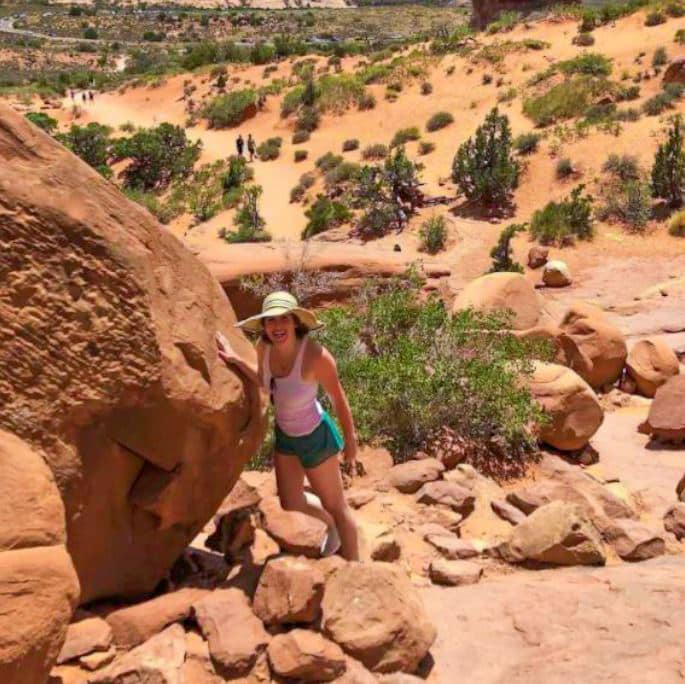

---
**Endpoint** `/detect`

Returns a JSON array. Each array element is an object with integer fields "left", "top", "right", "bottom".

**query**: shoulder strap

[
  {"left": 262, "top": 344, "right": 272, "bottom": 390},
  {"left": 293, "top": 335, "right": 308, "bottom": 380}
]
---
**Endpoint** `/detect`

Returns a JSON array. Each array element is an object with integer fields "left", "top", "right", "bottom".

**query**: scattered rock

[
  {"left": 57, "top": 615, "right": 113, "bottom": 664},
  {"left": 604, "top": 520, "right": 665, "bottom": 561},
  {"left": 388, "top": 459, "right": 445, "bottom": 494},
  {"left": 79, "top": 647, "right": 116, "bottom": 672},
  {"left": 677, "top": 473, "right": 685, "bottom": 502},
  {"left": 626, "top": 338, "right": 680, "bottom": 398},
  {"left": 206, "top": 509, "right": 256, "bottom": 559},
  {"left": 347, "top": 489, "right": 376, "bottom": 509},
  {"left": 267, "top": 629, "right": 346, "bottom": 682},
  {"left": 425, "top": 535, "right": 479, "bottom": 560},
  {"left": 193, "top": 588, "right": 270, "bottom": 678},
  {"left": 500, "top": 501, "right": 606, "bottom": 567},
  {"left": 527, "top": 246, "right": 549, "bottom": 269},
  {"left": 322, "top": 562, "right": 436, "bottom": 673},
  {"left": 106, "top": 587, "right": 208, "bottom": 649},
  {"left": 332, "top": 656, "right": 377, "bottom": 683},
  {"left": 370, "top": 535, "right": 402, "bottom": 562},
  {"left": 664, "top": 503, "right": 685, "bottom": 540},
  {"left": 528, "top": 361, "right": 604, "bottom": 451},
  {"left": 638, "top": 375, "right": 685, "bottom": 442},
  {"left": 248, "top": 527, "right": 281, "bottom": 566},
  {"left": 429, "top": 560, "right": 483, "bottom": 586},
  {"left": 253, "top": 556, "right": 325, "bottom": 625},
  {"left": 415, "top": 481, "right": 475, "bottom": 516},
  {"left": 451, "top": 272, "right": 550, "bottom": 331},
  {"left": 491, "top": 499, "right": 526, "bottom": 526},
  {"left": 259, "top": 496, "right": 327, "bottom": 557},
  {"left": 91, "top": 624, "right": 186, "bottom": 684},
  {"left": 559, "top": 303, "right": 627, "bottom": 389},
  {"left": 543, "top": 260, "right": 572, "bottom": 288}
]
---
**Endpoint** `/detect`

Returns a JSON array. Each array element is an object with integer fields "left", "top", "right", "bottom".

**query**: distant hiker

[
  {"left": 257, "top": 93, "right": 266, "bottom": 110},
  {"left": 247, "top": 134, "right": 256, "bottom": 162},
  {"left": 236, "top": 134, "right": 244, "bottom": 157},
  {"left": 89, "top": 91, "right": 94, "bottom": 102},
  {"left": 82, "top": 92, "right": 87, "bottom": 104},
  {"left": 69, "top": 90, "right": 75, "bottom": 101},
  {"left": 217, "top": 292, "right": 360, "bottom": 561}
]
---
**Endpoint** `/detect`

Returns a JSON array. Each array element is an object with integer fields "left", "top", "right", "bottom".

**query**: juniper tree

[
  {"left": 489, "top": 223, "right": 526, "bottom": 273},
  {"left": 452, "top": 107, "right": 519, "bottom": 208},
  {"left": 652, "top": 115, "right": 685, "bottom": 207}
]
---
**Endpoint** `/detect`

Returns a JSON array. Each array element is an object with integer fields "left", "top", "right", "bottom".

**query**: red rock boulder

[{"left": 626, "top": 338, "right": 680, "bottom": 398}]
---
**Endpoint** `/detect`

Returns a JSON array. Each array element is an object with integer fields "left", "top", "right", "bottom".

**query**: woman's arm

[
  {"left": 314, "top": 346, "right": 358, "bottom": 469},
  {"left": 216, "top": 331, "right": 261, "bottom": 386}
]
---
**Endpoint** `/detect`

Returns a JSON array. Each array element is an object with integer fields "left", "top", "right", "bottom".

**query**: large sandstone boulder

[
  {"left": 558, "top": 303, "right": 627, "bottom": 389},
  {"left": 528, "top": 362, "right": 604, "bottom": 451},
  {"left": 0, "top": 103, "right": 265, "bottom": 603},
  {"left": 322, "top": 563, "right": 436, "bottom": 674},
  {"left": 451, "top": 272, "right": 549, "bottom": 331},
  {"left": 542, "top": 260, "right": 572, "bottom": 288},
  {"left": 626, "top": 338, "right": 680, "bottom": 398},
  {"left": 638, "top": 375, "right": 685, "bottom": 442},
  {"left": 0, "top": 430, "right": 80, "bottom": 684},
  {"left": 501, "top": 501, "right": 606, "bottom": 566}
]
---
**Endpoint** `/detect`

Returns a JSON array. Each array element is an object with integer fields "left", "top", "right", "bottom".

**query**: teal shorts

[{"left": 275, "top": 412, "right": 344, "bottom": 469}]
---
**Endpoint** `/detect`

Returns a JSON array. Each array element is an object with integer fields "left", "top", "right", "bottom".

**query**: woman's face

[{"left": 263, "top": 314, "right": 297, "bottom": 345}]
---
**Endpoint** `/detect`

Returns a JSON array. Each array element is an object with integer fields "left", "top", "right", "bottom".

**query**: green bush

[
  {"left": 316, "top": 276, "right": 545, "bottom": 461},
  {"left": 223, "top": 185, "right": 271, "bottom": 243},
  {"left": 421, "top": 82, "right": 433, "bottom": 95},
  {"left": 530, "top": 185, "right": 594, "bottom": 245},
  {"left": 357, "top": 91, "right": 376, "bottom": 111},
  {"left": 676, "top": 28, "right": 685, "bottom": 43},
  {"left": 555, "top": 158, "right": 574, "bottom": 179},
  {"left": 645, "top": 10, "right": 666, "bottom": 25},
  {"left": 653, "top": 46, "right": 669, "bottom": 67},
  {"left": 668, "top": 209, "right": 685, "bottom": 235},
  {"left": 362, "top": 143, "right": 388, "bottom": 160},
  {"left": 257, "top": 137, "right": 283, "bottom": 161},
  {"left": 643, "top": 84, "right": 684, "bottom": 115},
  {"left": 391, "top": 126, "right": 421, "bottom": 147},
  {"left": 652, "top": 114, "right": 685, "bottom": 206},
  {"left": 426, "top": 111, "right": 454, "bottom": 132},
  {"left": 514, "top": 132, "right": 541, "bottom": 154},
  {"left": 620, "top": 84, "right": 641, "bottom": 100},
  {"left": 83, "top": 27, "right": 98, "bottom": 40},
  {"left": 292, "top": 130, "right": 310, "bottom": 145},
  {"left": 57, "top": 122, "right": 112, "bottom": 178},
  {"left": 602, "top": 153, "right": 639, "bottom": 181},
  {"left": 113, "top": 123, "right": 201, "bottom": 191},
  {"left": 419, "top": 141, "right": 436, "bottom": 155},
  {"left": 452, "top": 107, "right": 519, "bottom": 208},
  {"left": 124, "top": 188, "right": 181, "bottom": 224},
  {"left": 667, "top": 1, "right": 685, "bottom": 16},
  {"left": 489, "top": 223, "right": 525, "bottom": 273},
  {"left": 201, "top": 89, "right": 256, "bottom": 128},
  {"left": 26, "top": 111, "right": 57, "bottom": 134},
  {"left": 294, "top": 149, "right": 308, "bottom": 163},
  {"left": 316, "top": 151, "right": 344, "bottom": 171},
  {"left": 419, "top": 215, "right": 447, "bottom": 254},
  {"left": 222, "top": 155, "right": 253, "bottom": 191},
  {"left": 295, "top": 106, "right": 320, "bottom": 133},
  {"left": 616, "top": 107, "right": 641, "bottom": 121},
  {"left": 325, "top": 161, "right": 361, "bottom": 187},
  {"left": 342, "top": 138, "right": 360, "bottom": 152},
  {"left": 558, "top": 53, "right": 612, "bottom": 77},
  {"left": 573, "top": 32, "right": 595, "bottom": 46},
  {"left": 302, "top": 195, "right": 352, "bottom": 238},
  {"left": 281, "top": 85, "right": 306, "bottom": 118}
]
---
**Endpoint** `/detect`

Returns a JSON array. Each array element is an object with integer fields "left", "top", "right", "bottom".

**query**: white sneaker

[{"left": 321, "top": 526, "right": 342, "bottom": 557}]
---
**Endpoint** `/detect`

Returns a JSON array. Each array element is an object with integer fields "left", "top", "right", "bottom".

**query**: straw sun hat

[{"left": 234, "top": 291, "right": 324, "bottom": 333}]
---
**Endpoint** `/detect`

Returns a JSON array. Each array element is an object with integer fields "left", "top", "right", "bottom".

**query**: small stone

[
  {"left": 677, "top": 473, "right": 685, "bottom": 502},
  {"left": 490, "top": 499, "right": 526, "bottom": 525},
  {"left": 388, "top": 459, "right": 444, "bottom": 494},
  {"left": 415, "top": 481, "right": 475, "bottom": 516},
  {"left": 429, "top": 559, "right": 483, "bottom": 586},
  {"left": 370, "top": 535, "right": 401, "bottom": 562},
  {"left": 57, "top": 615, "right": 113, "bottom": 663},
  {"left": 267, "top": 629, "right": 346, "bottom": 682},
  {"left": 543, "top": 260, "right": 572, "bottom": 287},
  {"left": 79, "top": 647, "right": 116, "bottom": 671},
  {"left": 425, "top": 535, "right": 478, "bottom": 560},
  {"left": 528, "top": 246, "right": 549, "bottom": 269},
  {"left": 604, "top": 520, "right": 665, "bottom": 561},
  {"left": 664, "top": 503, "right": 685, "bottom": 540},
  {"left": 347, "top": 489, "right": 376, "bottom": 509}
]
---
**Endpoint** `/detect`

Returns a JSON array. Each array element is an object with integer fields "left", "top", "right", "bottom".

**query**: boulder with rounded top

[
  {"left": 626, "top": 338, "right": 680, "bottom": 398},
  {"left": 638, "top": 375, "right": 685, "bottom": 442}
]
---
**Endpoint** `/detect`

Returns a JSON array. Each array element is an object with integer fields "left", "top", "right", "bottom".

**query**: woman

[{"left": 216, "top": 291, "right": 359, "bottom": 561}]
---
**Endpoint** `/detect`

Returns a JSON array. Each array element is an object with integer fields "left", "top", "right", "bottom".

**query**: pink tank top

[{"left": 263, "top": 336, "right": 323, "bottom": 437}]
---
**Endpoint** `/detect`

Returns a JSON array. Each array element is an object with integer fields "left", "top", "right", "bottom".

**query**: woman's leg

[
  {"left": 306, "top": 456, "right": 359, "bottom": 561},
  {"left": 273, "top": 451, "right": 334, "bottom": 529}
]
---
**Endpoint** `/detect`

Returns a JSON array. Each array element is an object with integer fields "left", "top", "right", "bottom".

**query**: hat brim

[{"left": 234, "top": 305, "right": 324, "bottom": 333}]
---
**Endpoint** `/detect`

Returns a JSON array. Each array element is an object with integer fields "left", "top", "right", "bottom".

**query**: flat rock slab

[
  {"left": 57, "top": 615, "right": 112, "bottom": 663},
  {"left": 425, "top": 535, "right": 479, "bottom": 560},
  {"left": 604, "top": 519, "right": 665, "bottom": 561},
  {"left": 259, "top": 496, "right": 327, "bottom": 557},
  {"left": 421, "top": 556, "right": 685, "bottom": 682},
  {"left": 416, "top": 481, "right": 475, "bottom": 516},
  {"left": 491, "top": 500, "right": 526, "bottom": 526},
  {"left": 429, "top": 560, "right": 483, "bottom": 587},
  {"left": 388, "top": 459, "right": 445, "bottom": 494},
  {"left": 268, "top": 629, "right": 346, "bottom": 682}
]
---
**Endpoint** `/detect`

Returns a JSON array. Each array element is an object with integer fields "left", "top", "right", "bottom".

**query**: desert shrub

[
  {"left": 452, "top": 107, "right": 519, "bottom": 207},
  {"left": 358, "top": 91, "right": 376, "bottom": 111},
  {"left": 124, "top": 188, "right": 181, "bottom": 224},
  {"left": 676, "top": 28, "right": 685, "bottom": 43},
  {"left": 316, "top": 276, "right": 545, "bottom": 462},
  {"left": 573, "top": 32, "right": 595, "bottom": 46},
  {"left": 523, "top": 76, "right": 614, "bottom": 126},
  {"left": 257, "top": 137, "right": 282, "bottom": 161},
  {"left": 667, "top": 1, "right": 685, "bottom": 15},
  {"left": 113, "top": 123, "right": 201, "bottom": 191},
  {"left": 362, "top": 143, "right": 388, "bottom": 160},
  {"left": 558, "top": 53, "right": 612, "bottom": 77},
  {"left": 498, "top": 87, "right": 518, "bottom": 104},
  {"left": 645, "top": 10, "right": 666, "bottom": 25},
  {"left": 530, "top": 185, "right": 594, "bottom": 245},
  {"left": 316, "top": 73, "right": 367, "bottom": 114},
  {"left": 421, "top": 82, "right": 433, "bottom": 95},
  {"left": 620, "top": 84, "right": 641, "bottom": 100},
  {"left": 281, "top": 85, "right": 306, "bottom": 118},
  {"left": 391, "top": 127, "right": 421, "bottom": 147},
  {"left": 295, "top": 106, "right": 320, "bottom": 133},
  {"left": 222, "top": 155, "right": 254, "bottom": 191},
  {"left": 419, "top": 215, "right": 447, "bottom": 254},
  {"left": 201, "top": 89, "right": 256, "bottom": 128},
  {"left": 426, "top": 111, "right": 454, "bottom": 132},
  {"left": 668, "top": 209, "right": 685, "bottom": 234},
  {"left": 290, "top": 183, "right": 306, "bottom": 202},
  {"left": 514, "top": 132, "right": 541, "bottom": 154},
  {"left": 482, "top": 73, "right": 493, "bottom": 85},
  {"left": 598, "top": 179, "right": 651, "bottom": 230},
  {"left": 419, "top": 141, "right": 436, "bottom": 155},
  {"left": 616, "top": 107, "right": 641, "bottom": 121},
  {"left": 57, "top": 122, "right": 112, "bottom": 178},
  {"left": 652, "top": 115, "right": 685, "bottom": 206},
  {"left": 342, "top": 138, "right": 360, "bottom": 152},
  {"left": 302, "top": 195, "right": 352, "bottom": 238},
  {"left": 316, "top": 151, "right": 344, "bottom": 171},
  {"left": 292, "top": 130, "right": 310, "bottom": 144},
  {"left": 490, "top": 223, "right": 526, "bottom": 273},
  {"left": 643, "top": 84, "right": 684, "bottom": 115},
  {"left": 294, "top": 149, "right": 308, "bottom": 163},
  {"left": 223, "top": 185, "right": 270, "bottom": 243},
  {"left": 602, "top": 153, "right": 640, "bottom": 181},
  {"left": 556, "top": 158, "right": 574, "bottom": 179},
  {"left": 653, "top": 46, "right": 669, "bottom": 67},
  {"left": 83, "top": 27, "right": 98, "bottom": 40},
  {"left": 325, "top": 161, "right": 361, "bottom": 187},
  {"left": 26, "top": 111, "right": 57, "bottom": 134},
  {"left": 486, "top": 10, "right": 521, "bottom": 34},
  {"left": 300, "top": 172, "right": 316, "bottom": 189}
]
